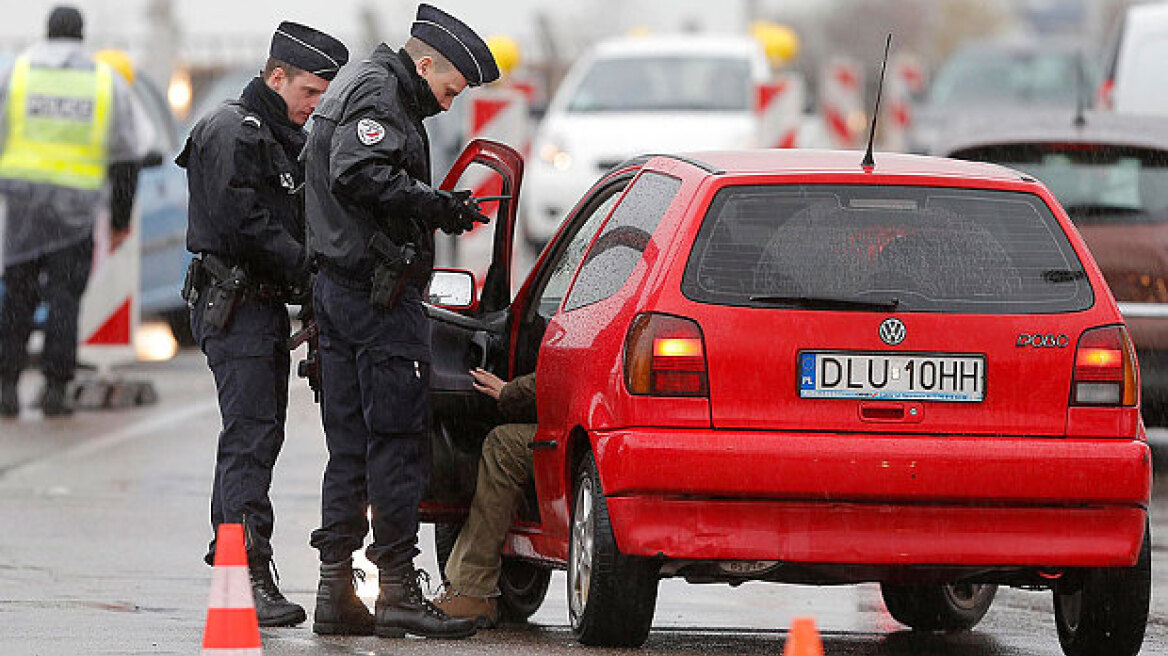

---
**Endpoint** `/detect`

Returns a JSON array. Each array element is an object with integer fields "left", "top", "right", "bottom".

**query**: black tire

[
  {"left": 881, "top": 582, "right": 997, "bottom": 631},
  {"left": 498, "top": 558, "right": 552, "bottom": 622},
  {"left": 1054, "top": 523, "right": 1150, "bottom": 656},
  {"left": 568, "top": 452, "right": 658, "bottom": 647}
]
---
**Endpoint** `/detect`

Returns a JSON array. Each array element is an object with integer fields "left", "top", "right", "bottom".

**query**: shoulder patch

[
  {"left": 357, "top": 118, "right": 386, "bottom": 145},
  {"left": 242, "top": 115, "right": 262, "bottom": 128}
]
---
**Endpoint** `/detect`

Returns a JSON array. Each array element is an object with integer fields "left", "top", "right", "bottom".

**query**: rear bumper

[{"left": 594, "top": 429, "right": 1150, "bottom": 567}]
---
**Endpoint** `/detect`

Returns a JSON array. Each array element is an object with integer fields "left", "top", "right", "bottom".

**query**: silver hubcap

[
  {"left": 943, "top": 583, "right": 993, "bottom": 611},
  {"left": 568, "top": 474, "right": 595, "bottom": 625}
]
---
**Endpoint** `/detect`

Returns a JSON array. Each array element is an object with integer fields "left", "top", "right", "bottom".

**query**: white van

[
  {"left": 520, "top": 34, "right": 770, "bottom": 249},
  {"left": 1100, "top": 1, "right": 1168, "bottom": 115}
]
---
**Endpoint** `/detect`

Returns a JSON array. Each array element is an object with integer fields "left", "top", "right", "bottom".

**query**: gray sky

[{"left": 0, "top": 0, "right": 813, "bottom": 57}]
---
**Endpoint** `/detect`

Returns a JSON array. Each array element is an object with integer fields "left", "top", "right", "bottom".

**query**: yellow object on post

[
  {"left": 486, "top": 35, "right": 521, "bottom": 76},
  {"left": 0, "top": 55, "right": 113, "bottom": 190},
  {"left": 750, "top": 21, "right": 800, "bottom": 67},
  {"left": 95, "top": 49, "right": 136, "bottom": 85}
]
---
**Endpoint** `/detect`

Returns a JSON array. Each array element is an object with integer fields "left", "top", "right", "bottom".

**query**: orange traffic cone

[
  {"left": 783, "top": 616, "right": 824, "bottom": 656},
  {"left": 201, "top": 523, "right": 263, "bottom": 655}
]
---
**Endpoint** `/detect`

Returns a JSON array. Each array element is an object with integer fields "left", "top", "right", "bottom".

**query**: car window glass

[
  {"left": 953, "top": 144, "right": 1168, "bottom": 225},
  {"left": 564, "top": 172, "right": 682, "bottom": 312},
  {"left": 683, "top": 184, "right": 1093, "bottom": 314},
  {"left": 534, "top": 184, "right": 625, "bottom": 319},
  {"left": 568, "top": 57, "right": 751, "bottom": 112},
  {"left": 929, "top": 50, "right": 1092, "bottom": 108}
]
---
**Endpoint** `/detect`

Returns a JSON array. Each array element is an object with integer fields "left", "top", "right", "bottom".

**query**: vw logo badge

[{"left": 879, "top": 318, "right": 906, "bottom": 346}]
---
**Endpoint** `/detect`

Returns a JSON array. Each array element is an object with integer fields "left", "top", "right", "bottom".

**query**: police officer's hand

[{"left": 434, "top": 189, "right": 490, "bottom": 235}]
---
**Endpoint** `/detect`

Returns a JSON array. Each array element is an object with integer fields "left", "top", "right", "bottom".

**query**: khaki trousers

[{"left": 445, "top": 422, "right": 536, "bottom": 597}]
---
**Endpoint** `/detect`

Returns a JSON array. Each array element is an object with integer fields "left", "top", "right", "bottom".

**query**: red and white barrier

[
  {"left": 755, "top": 73, "right": 805, "bottom": 149},
  {"left": 819, "top": 56, "right": 865, "bottom": 150},
  {"left": 881, "top": 53, "right": 925, "bottom": 152},
  {"left": 78, "top": 203, "right": 140, "bottom": 368},
  {"left": 453, "top": 85, "right": 531, "bottom": 290}
]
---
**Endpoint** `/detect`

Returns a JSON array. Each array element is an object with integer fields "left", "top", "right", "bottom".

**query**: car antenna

[
  {"left": 861, "top": 33, "right": 893, "bottom": 170},
  {"left": 1073, "top": 50, "right": 1087, "bottom": 128}
]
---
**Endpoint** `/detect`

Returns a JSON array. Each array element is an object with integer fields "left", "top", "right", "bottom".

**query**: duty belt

[{"left": 198, "top": 253, "right": 286, "bottom": 303}]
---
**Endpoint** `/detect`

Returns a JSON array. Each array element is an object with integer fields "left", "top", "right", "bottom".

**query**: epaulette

[{"left": 242, "top": 115, "right": 262, "bottom": 129}]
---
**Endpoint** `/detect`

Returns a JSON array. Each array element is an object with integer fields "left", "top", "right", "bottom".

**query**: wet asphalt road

[{"left": 0, "top": 350, "right": 1165, "bottom": 656}]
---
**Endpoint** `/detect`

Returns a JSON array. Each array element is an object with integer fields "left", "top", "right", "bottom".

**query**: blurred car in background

[
  {"left": 1098, "top": 1, "right": 1168, "bottom": 115},
  {"left": 941, "top": 110, "right": 1168, "bottom": 422},
  {"left": 910, "top": 38, "right": 1096, "bottom": 155},
  {"left": 134, "top": 73, "right": 195, "bottom": 344},
  {"left": 520, "top": 34, "right": 770, "bottom": 250}
]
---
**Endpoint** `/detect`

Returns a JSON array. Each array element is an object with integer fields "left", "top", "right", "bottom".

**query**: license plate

[{"left": 799, "top": 351, "right": 985, "bottom": 402}]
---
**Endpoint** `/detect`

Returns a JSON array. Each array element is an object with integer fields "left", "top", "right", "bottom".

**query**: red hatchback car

[{"left": 420, "top": 140, "right": 1151, "bottom": 655}]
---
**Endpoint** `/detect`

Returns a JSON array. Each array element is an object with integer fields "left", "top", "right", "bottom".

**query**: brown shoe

[{"left": 432, "top": 588, "right": 499, "bottom": 628}]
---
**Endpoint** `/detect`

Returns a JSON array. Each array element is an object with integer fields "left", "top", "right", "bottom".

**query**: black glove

[{"left": 433, "top": 189, "right": 491, "bottom": 235}]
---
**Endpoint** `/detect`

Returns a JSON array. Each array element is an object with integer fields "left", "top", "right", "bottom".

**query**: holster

[
  {"left": 198, "top": 254, "right": 247, "bottom": 331},
  {"left": 367, "top": 232, "right": 418, "bottom": 311},
  {"left": 182, "top": 257, "right": 206, "bottom": 309}
]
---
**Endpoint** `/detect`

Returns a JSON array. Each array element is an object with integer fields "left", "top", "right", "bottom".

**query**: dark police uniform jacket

[
  {"left": 178, "top": 77, "right": 308, "bottom": 286},
  {"left": 304, "top": 44, "right": 448, "bottom": 290}
]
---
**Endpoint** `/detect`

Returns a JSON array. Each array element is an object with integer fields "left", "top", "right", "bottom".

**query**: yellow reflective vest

[{"left": 0, "top": 55, "right": 113, "bottom": 190}]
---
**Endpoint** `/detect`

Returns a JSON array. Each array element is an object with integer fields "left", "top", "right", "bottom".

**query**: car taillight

[
  {"left": 624, "top": 313, "right": 708, "bottom": 397},
  {"left": 1071, "top": 325, "right": 1138, "bottom": 406}
]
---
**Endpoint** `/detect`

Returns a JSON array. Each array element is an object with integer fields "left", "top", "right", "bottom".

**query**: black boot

[
  {"left": 249, "top": 560, "right": 307, "bottom": 627},
  {"left": 41, "top": 379, "right": 72, "bottom": 417},
  {"left": 1, "top": 379, "right": 17, "bottom": 418},
  {"left": 374, "top": 565, "right": 476, "bottom": 639},
  {"left": 313, "top": 559, "right": 374, "bottom": 635}
]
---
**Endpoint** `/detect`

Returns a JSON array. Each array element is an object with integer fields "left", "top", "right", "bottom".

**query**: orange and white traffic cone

[
  {"left": 201, "top": 523, "right": 263, "bottom": 655},
  {"left": 783, "top": 616, "right": 824, "bottom": 656}
]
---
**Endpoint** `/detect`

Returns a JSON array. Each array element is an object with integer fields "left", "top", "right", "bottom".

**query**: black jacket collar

[
  {"left": 240, "top": 76, "right": 306, "bottom": 158},
  {"left": 373, "top": 43, "right": 443, "bottom": 120}
]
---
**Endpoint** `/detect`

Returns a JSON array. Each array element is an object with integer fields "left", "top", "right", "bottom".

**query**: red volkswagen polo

[{"left": 421, "top": 141, "right": 1151, "bottom": 656}]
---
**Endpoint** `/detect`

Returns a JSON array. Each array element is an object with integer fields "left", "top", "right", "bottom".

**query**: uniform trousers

[
  {"left": 309, "top": 271, "right": 431, "bottom": 570},
  {"left": 192, "top": 291, "right": 291, "bottom": 565},
  {"left": 445, "top": 422, "right": 536, "bottom": 597},
  {"left": 0, "top": 238, "right": 92, "bottom": 382}
]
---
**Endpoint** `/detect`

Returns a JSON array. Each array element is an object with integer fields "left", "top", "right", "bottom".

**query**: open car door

[{"left": 422, "top": 139, "right": 523, "bottom": 520}]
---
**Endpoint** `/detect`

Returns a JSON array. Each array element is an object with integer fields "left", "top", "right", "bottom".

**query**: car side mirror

[{"left": 427, "top": 268, "right": 476, "bottom": 309}]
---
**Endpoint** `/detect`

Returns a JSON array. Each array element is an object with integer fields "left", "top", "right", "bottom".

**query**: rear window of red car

[{"left": 682, "top": 184, "right": 1094, "bottom": 314}]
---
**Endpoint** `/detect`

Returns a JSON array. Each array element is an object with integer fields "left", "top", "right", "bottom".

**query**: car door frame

[{"left": 422, "top": 139, "right": 523, "bottom": 520}]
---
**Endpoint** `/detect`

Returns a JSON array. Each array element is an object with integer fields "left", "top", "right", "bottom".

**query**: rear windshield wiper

[
  {"left": 749, "top": 295, "right": 901, "bottom": 311},
  {"left": 1042, "top": 269, "right": 1087, "bottom": 284}
]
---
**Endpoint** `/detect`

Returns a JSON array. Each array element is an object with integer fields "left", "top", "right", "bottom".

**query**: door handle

[{"left": 470, "top": 331, "right": 491, "bottom": 369}]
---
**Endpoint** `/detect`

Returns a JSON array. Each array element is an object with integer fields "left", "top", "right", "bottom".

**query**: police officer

[
  {"left": 177, "top": 22, "right": 348, "bottom": 627},
  {"left": 303, "top": 3, "right": 497, "bottom": 640},
  {"left": 0, "top": 6, "right": 142, "bottom": 418}
]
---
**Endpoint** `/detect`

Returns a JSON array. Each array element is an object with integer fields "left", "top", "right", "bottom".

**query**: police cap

[
  {"left": 410, "top": 4, "right": 499, "bottom": 87},
  {"left": 270, "top": 21, "right": 349, "bottom": 81}
]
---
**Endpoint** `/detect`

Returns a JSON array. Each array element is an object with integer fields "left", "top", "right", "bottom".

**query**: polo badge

[{"left": 357, "top": 118, "right": 386, "bottom": 145}]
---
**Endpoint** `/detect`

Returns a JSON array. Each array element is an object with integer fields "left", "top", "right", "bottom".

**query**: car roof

[
  {"left": 937, "top": 110, "right": 1168, "bottom": 155},
  {"left": 645, "top": 149, "right": 1028, "bottom": 184},
  {"left": 591, "top": 33, "right": 764, "bottom": 59}
]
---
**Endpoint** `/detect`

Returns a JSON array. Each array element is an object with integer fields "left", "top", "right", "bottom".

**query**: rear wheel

[
  {"left": 568, "top": 452, "right": 658, "bottom": 647},
  {"left": 881, "top": 582, "right": 997, "bottom": 631},
  {"left": 1054, "top": 524, "right": 1150, "bottom": 656}
]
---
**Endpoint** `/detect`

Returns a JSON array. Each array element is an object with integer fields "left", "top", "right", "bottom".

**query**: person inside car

[{"left": 433, "top": 367, "right": 537, "bottom": 627}]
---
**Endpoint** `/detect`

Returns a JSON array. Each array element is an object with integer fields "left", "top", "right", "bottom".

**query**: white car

[
  {"left": 520, "top": 34, "right": 770, "bottom": 249},
  {"left": 1100, "top": 1, "right": 1168, "bottom": 116}
]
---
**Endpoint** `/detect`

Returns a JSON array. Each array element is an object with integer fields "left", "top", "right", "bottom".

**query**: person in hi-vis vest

[{"left": 0, "top": 5, "right": 142, "bottom": 418}]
